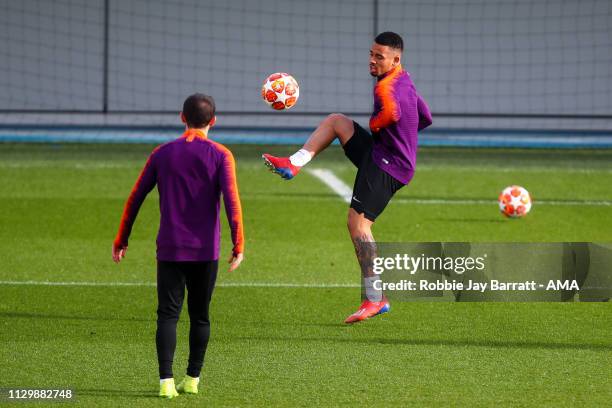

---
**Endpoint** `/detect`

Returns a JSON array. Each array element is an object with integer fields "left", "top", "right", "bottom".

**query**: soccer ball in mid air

[
  {"left": 498, "top": 185, "right": 532, "bottom": 218},
  {"left": 261, "top": 73, "right": 299, "bottom": 110}
]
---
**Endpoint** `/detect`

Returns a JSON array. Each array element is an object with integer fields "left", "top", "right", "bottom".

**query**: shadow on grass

[
  {"left": 425, "top": 217, "right": 506, "bottom": 223},
  {"left": 292, "top": 322, "right": 348, "bottom": 328},
  {"left": 232, "top": 335, "right": 612, "bottom": 351},
  {"left": 243, "top": 191, "right": 338, "bottom": 199},
  {"left": 76, "top": 388, "right": 157, "bottom": 398},
  {"left": 0, "top": 311, "right": 152, "bottom": 322}
]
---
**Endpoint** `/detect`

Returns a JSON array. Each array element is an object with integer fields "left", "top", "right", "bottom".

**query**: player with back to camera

[
  {"left": 263, "top": 32, "right": 432, "bottom": 324},
  {"left": 112, "top": 94, "right": 244, "bottom": 398}
]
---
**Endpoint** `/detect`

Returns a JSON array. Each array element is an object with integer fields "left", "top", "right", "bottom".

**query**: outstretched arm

[
  {"left": 417, "top": 94, "right": 432, "bottom": 131},
  {"left": 112, "top": 149, "right": 158, "bottom": 263},
  {"left": 220, "top": 149, "right": 244, "bottom": 271}
]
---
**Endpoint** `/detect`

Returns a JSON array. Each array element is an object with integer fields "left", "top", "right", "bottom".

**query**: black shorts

[{"left": 343, "top": 122, "right": 404, "bottom": 221}]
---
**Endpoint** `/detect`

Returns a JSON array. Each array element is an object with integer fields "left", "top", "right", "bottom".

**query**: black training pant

[{"left": 156, "top": 260, "right": 218, "bottom": 379}]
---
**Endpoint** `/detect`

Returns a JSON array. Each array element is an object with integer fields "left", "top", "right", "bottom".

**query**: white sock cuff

[{"left": 289, "top": 149, "right": 313, "bottom": 167}]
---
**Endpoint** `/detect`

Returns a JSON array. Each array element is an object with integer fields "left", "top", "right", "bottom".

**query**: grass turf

[{"left": 0, "top": 143, "right": 611, "bottom": 407}]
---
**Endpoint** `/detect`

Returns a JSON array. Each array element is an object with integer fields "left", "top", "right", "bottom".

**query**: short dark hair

[
  {"left": 182, "top": 93, "right": 215, "bottom": 128},
  {"left": 374, "top": 31, "right": 403, "bottom": 52}
]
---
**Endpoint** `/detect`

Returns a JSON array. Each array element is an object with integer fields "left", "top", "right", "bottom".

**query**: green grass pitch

[{"left": 0, "top": 143, "right": 611, "bottom": 407}]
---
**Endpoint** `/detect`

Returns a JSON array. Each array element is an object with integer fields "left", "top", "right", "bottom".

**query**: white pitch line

[
  {"left": 0, "top": 162, "right": 137, "bottom": 169},
  {"left": 394, "top": 198, "right": 612, "bottom": 206},
  {"left": 308, "top": 168, "right": 612, "bottom": 207},
  {"left": 0, "top": 162, "right": 270, "bottom": 170},
  {"left": 0, "top": 280, "right": 359, "bottom": 288},
  {"left": 416, "top": 165, "right": 612, "bottom": 175},
  {"left": 307, "top": 168, "right": 352, "bottom": 203}
]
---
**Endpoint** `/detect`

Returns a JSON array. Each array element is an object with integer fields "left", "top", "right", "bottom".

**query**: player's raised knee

[
  {"left": 326, "top": 113, "right": 354, "bottom": 144},
  {"left": 326, "top": 113, "right": 347, "bottom": 123},
  {"left": 327, "top": 113, "right": 352, "bottom": 128}
]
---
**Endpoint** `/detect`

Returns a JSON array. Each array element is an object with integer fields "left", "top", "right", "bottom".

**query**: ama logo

[{"left": 546, "top": 280, "right": 580, "bottom": 290}]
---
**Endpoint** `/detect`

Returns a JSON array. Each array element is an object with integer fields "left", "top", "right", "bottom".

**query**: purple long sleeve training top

[
  {"left": 369, "top": 64, "right": 432, "bottom": 184},
  {"left": 114, "top": 129, "right": 244, "bottom": 262}
]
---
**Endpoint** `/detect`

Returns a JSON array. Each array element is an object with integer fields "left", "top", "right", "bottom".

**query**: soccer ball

[
  {"left": 498, "top": 185, "right": 532, "bottom": 218},
  {"left": 261, "top": 73, "right": 299, "bottom": 110}
]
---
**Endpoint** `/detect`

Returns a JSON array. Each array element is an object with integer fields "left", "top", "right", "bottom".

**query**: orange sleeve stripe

[
  {"left": 370, "top": 66, "right": 402, "bottom": 130},
  {"left": 212, "top": 141, "right": 244, "bottom": 254},
  {"left": 225, "top": 149, "right": 244, "bottom": 253},
  {"left": 113, "top": 147, "right": 159, "bottom": 247}
]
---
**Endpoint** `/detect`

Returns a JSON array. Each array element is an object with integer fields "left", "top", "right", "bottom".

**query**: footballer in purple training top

[
  {"left": 113, "top": 94, "right": 244, "bottom": 398},
  {"left": 262, "top": 31, "right": 432, "bottom": 324}
]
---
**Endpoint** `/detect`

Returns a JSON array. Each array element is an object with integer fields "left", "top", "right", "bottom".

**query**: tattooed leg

[{"left": 347, "top": 209, "right": 382, "bottom": 302}]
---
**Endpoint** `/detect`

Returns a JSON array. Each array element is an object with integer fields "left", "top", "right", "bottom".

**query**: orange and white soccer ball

[
  {"left": 498, "top": 185, "right": 532, "bottom": 218},
  {"left": 261, "top": 73, "right": 299, "bottom": 110}
]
